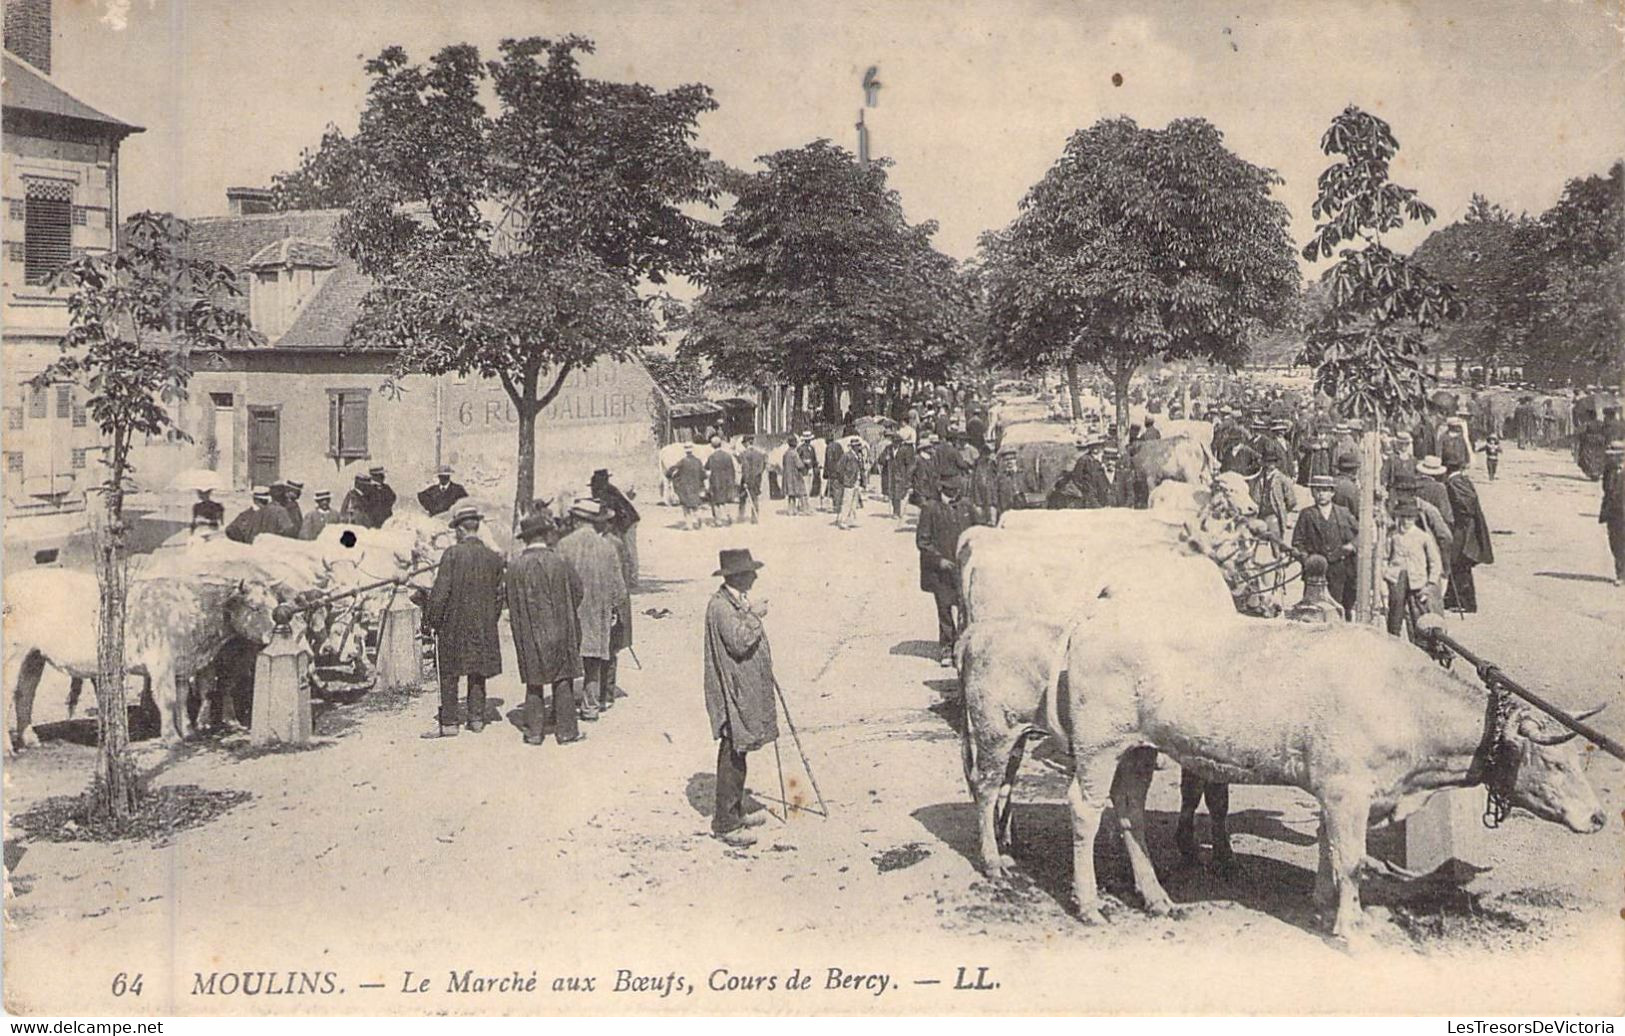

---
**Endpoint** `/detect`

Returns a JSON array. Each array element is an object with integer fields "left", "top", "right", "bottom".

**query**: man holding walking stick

[{"left": 703, "top": 548, "right": 778, "bottom": 848}]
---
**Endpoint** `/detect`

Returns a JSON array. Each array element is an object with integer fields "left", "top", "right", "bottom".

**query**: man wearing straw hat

[
  {"left": 226, "top": 485, "right": 293, "bottom": 543},
  {"left": 422, "top": 503, "right": 505, "bottom": 739},
  {"left": 299, "top": 489, "right": 336, "bottom": 541},
  {"left": 1601, "top": 440, "right": 1625, "bottom": 586},
  {"left": 704, "top": 548, "right": 778, "bottom": 848}
]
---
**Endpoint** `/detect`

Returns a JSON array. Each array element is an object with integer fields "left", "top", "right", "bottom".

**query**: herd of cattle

[
  {"left": 1, "top": 500, "right": 510, "bottom": 755},
  {"left": 952, "top": 407, "right": 1606, "bottom": 942}
]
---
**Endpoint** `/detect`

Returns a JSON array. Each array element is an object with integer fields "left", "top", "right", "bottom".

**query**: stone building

[{"left": 2, "top": 0, "right": 142, "bottom": 516}]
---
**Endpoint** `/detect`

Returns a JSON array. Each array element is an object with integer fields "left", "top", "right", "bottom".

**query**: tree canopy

[
  {"left": 335, "top": 36, "right": 718, "bottom": 518},
  {"left": 981, "top": 116, "right": 1300, "bottom": 443},
  {"left": 1300, "top": 106, "right": 1461, "bottom": 418},
  {"left": 679, "top": 140, "right": 971, "bottom": 412}
]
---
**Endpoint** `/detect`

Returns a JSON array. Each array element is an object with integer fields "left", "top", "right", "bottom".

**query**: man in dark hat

[
  {"left": 590, "top": 468, "right": 641, "bottom": 586},
  {"left": 1384, "top": 497, "right": 1442, "bottom": 636},
  {"left": 1332, "top": 452, "right": 1361, "bottom": 516},
  {"left": 1251, "top": 443, "right": 1295, "bottom": 541},
  {"left": 508, "top": 511, "right": 585, "bottom": 747},
  {"left": 557, "top": 498, "right": 628, "bottom": 720},
  {"left": 917, "top": 479, "right": 977, "bottom": 667},
  {"left": 227, "top": 486, "right": 294, "bottom": 543},
  {"left": 340, "top": 473, "right": 375, "bottom": 527},
  {"left": 1141, "top": 415, "right": 1162, "bottom": 442},
  {"left": 1442, "top": 457, "right": 1493, "bottom": 613},
  {"left": 369, "top": 465, "right": 396, "bottom": 525},
  {"left": 703, "top": 548, "right": 778, "bottom": 848},
  {"left": 705, "top": 436, "right": 739, "bottom": 527},
  {"left": 423, "top": 503, "right": 505, "bottom": 738},
  {"left": 1292, "top": 474, "right": 1359, "bottom": 618},
  {"left": 735, "top": 437, "right": 766, "bottom": 525},
  {"left": 299, "top": 489, "right": 336, "bottom": 540},
  {"left": 418, "top": 465, "right": 469, "bottom": 516},
  {"left": 190, "top": 487, "right": 224, "bottom": 531},
  {"left": 822, "top": 433, "right": 845, "bottom": 515}
]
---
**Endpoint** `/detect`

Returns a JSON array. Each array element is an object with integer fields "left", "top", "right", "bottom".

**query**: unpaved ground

[{"left": 4, "top": 445, "right": 1622, "bottom": 1016}]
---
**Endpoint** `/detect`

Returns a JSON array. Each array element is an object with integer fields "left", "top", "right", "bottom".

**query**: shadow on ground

[
  {"left": 1534, "top": 571, "right": 1616, "bottom": 585},
  {"left": 890, "top": 640, "right": 942, "bottom": 660}
]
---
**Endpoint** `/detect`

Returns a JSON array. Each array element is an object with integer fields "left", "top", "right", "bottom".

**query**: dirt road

[{"left": 5, "top": 446, "right": 1622, "bottom": 1015}]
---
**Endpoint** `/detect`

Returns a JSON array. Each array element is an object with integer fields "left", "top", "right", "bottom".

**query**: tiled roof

[
  {"left": 2, "top": 52, "right": 142, "bottom": 133},
  {"left": 277, "top": 265, "right": 379, "bottom": 351}
]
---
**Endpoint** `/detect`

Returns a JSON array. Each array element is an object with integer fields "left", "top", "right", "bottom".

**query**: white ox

[
  {"left": 1053, "top": 585, "right": 1607, "bottom": 940},
  {"left": 5, "top": 568, "right": 281, "bottom": 747}
]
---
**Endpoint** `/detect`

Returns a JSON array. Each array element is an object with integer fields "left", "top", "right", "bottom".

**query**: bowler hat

[
  {"left": 1309, "top": 475, "right": 1336, "bottom": 490},
  {"left": 449, "top": 503, "right": 483, "bottom": 527},
  {"left": 714, "top": 548, "right": 765, "bottom": 577},
  {"left": 1393, "top": 499, "right": 1420, "bottom": 518},
  {"left": 518, "top": 511, "right": 555, "bottom": 541},
  {"left": 436, "top": 465, "right": 454, "bottom": 476},
  {"left": 591, "top": 468, "right": 612, "bottom": 481},
  {"left": 1336, "top": 453, "right": 1359, "bottom": 473}
]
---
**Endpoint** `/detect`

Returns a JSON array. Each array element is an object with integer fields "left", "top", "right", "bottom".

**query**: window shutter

[
  {"left": 56, "top": 384, "right": 72, "bottom": 419},
  {"left": 23, "top": 181, "right": 73, "bottom": 286},
  {"left": 341, "top": 394, "right": 369, "bottom": 456},
  {"left": 328, "top": 393, "right": 340, "bottom": 457},
  {"left": 29, "top": 385, "right": 47, "bottom": 419}
]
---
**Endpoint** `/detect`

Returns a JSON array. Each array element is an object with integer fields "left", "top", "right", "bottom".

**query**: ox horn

[
  {"left": 1573, "top": 702, "right": 1608, "bottom": 722},
  {"left": 1517, "top": 713, "right": 1579, "bottom": 747}
]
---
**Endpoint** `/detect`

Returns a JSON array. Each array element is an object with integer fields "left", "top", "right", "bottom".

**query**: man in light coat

[
  {"left": 703, "top": 548, "right": 778, "bottom": 848},
  {"left": 557, "top": 499, "right": 628, "bottom": 720},
  {"left": 736, "top": 436, "right": 767, "bottom": 524},
  {"left": 668, "top": 444, "right": 707, "bottom": 530}
]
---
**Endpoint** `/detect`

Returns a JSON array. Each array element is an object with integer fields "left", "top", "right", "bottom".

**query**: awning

[{"left": 668, "top": 401, "right": 724, "bottom": 419}]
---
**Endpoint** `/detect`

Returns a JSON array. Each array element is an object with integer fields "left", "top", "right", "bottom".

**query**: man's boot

[
  {"left": 422, "top": 723, "right": 460, "bottom": 739},
  {"left": 716, "top": 828, "right": 758, "bottom": 847}
]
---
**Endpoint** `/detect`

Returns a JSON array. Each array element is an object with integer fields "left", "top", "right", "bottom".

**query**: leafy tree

[
  {"left": 680, "top": 140, "right": 969, "bottom": 419},
  {"left": 338, "top": 37, "right": 718, "bottom": 520},
  {"left": 1411, "top": 194, "right": 1525, "bottom": 381},
  {"left": 31, "top": 213, "right": 254, "bottom": 826},
  {"left": 641, "top": 350, "right": 709, "bottom": 399},
  {"left": 1504, "top": 161, "right": 1623, "bottom": 387},
  {"left": 1301, "top": 106, "right": 1461, "bottom": 419},
  {"left": 981, "top": 116, "right": 1300, "bottom": 447},
  {"left": 271, "top": 124, "right": 370, "bottom": 211}
]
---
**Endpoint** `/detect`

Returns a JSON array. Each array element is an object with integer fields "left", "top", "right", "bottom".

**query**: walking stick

[
  {"left": 771, "top": 678, "right": 830, "bottom": 818},
  {"left": 625, "top": 645, "right": 643, "bottom": 670},
  {"left": 774, "top": 738, "right": 789, "bottom": 822}
]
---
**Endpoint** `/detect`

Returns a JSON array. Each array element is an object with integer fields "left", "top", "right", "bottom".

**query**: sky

[{"left": 49, "top": 0, "right": 1625, "bottom": 266}]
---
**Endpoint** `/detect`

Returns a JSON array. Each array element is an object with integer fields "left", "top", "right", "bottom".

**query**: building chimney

[
  {"left": 226, "top": 187, "right": 276, "bottom": 216},
  {"left": 4, "top": 0, "right": 53, "bottom": 75}
]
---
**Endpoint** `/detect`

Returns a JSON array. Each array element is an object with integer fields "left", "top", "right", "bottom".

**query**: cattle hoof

[
  {"left": 1070, "top": 899, "right": 1109, "bottom": 926},
  {"left": 20, "top": 729, "right": 41, "bottom": 750},
  {"left": 1143, "top": 895, "right": 1178, "bottom": 918}
]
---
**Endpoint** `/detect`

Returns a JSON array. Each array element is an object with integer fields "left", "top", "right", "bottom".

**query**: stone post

[
  {"left": 376, "top": 591, "right": 425, "bottom": 691},
  {"left": 251, "top": 612, "right": 311, "bottom": 746}
]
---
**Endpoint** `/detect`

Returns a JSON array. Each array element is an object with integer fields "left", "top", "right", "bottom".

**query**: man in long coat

[
  {"left": 782, "top": 437, "right": 808, "bottom": 515},
  {"left": 423, "top": 503, "right": 505, "bottom": 738},
  {"left": 1601, "top": 442, "right": 1625, "bottom": 585},
  {"left": 1292, "top": 475, "right": 1359, "bottom": 618},
  {"left": 911, "top": 435, "right": 942, "bottom": 506},
  {"left": 368, "top": 465, "right": 397, "bottom": 525},
  {"left": 339, "top": 474, "right": 375, "bottom": 527},
  {"left": 1332, "top": 453, "right": 1361, "bottom": 517},
  {"left": 917, "top": 481, "right": 977, "bottom": 667},
  {"left": 835, "top": 438, "right": 864, "bottom": 529},
  {"left": 705, "top": 438, "right": 739, "bottom": 528},
  {"left": 508, "top": 511, "right": 585, "bottom": 746},
  {"left": 226, "top": 487, "right": 294, "bottom": 543},
  {"left": 703, "top": 548, "right": 778, "bottom": 848},
  {"left": 1443, "top": 461, "right": 1494, "bottom": 613},
  {"left": 557, "top": 499, "right": 628, "bottom": 720},
  {"left": 668, "top": 444, "right": 707, "bottom": 530},
  {"left": 591, "top": 468, "right": 641, "bottom": 586},
  {"left": 800, "top": 434, "right": 823, "bottom": 502},
  {"left": 735, "top": 436, "right": 766, "bottom": 524},
  {"left": 879, "top": 433, "right": 916, "bottom": 520}
]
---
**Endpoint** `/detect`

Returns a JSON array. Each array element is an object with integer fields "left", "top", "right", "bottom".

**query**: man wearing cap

[
  {"left": 782, "top": 435, "right": 809, "bottom": 516},
  {"left": 340, "top": 473, "right": 375, "bottom": 527},
  {"left": 418, "top": 465, "right": 469, "bottom": 516},
  {"left": 226, "top": 486, "right": 294, "bottom": 543},
  {"left": 423, "top": 504, "right": 505, "bottom": 738},
  {"left": 508, "top": 511, "right": 585, "bottom": 746},
  {"left": 368, "top": 466, "right": 397, "bottom": 525},
  {"left": 705, "top": 437, "right": 739, "bottom": 528},
  {"left": 590, "top": 468, "right": 641, "bottom": 586},
  {"left": 917, "top": 480, "right": 977, "bottom": 667},
  {"left": 299, "top": 489, "right": 337, "bottom": 540},
  {"left": 1384, "top": 497, "right": 1443, "bottom": 636},
  {"left": 190, "top": 487, "right": 225, "bottom": 532},
  {"left": 668, "top": 443, "right": 707, "bottom": 530},
  {"left": 1292, "top": 474, "right": 1359, "bottom": 618},
  {"left": 558, "top": 499, "right": 628, "bottom": 720},
  {"left": 703, "top": 547, "right": 777, "bottom": 847},
  {"left": 1600, "top": 441, "right": 1625, "bottom": 585},
  {"left": 736, "top": 437, "right": 767, "bottom": 525}
]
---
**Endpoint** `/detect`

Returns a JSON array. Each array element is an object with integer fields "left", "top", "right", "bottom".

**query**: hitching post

[
  {"left": 376, "top": 589, "right": 425, "bottom": 691},
  {"left": 1353, "top": 427, "right": 1380, "bottom": 624},
  {"left": 252, "top": 606, "right": 312, "bottom": 746}
]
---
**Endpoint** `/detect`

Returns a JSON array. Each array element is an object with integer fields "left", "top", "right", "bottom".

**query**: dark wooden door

[{"left": 247, "top": 407, "right": 280, "bottom": 488}]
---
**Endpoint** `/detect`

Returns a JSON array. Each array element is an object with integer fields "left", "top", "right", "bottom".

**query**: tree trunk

[
  {"left": 1065, "top": 361, "right": 1084, "bottom": 422},
  {"left": 513, "top": 401, "right": 538, "bottom": 530},
  {"left": 822, "top": 378, "right": 840, "bottom": 423},
  {"left": 1111, "top": 361, "right": 1136, "bottom": 454},
  {"left": 90, "top": 441, "right": 138, "bottom": 828}
]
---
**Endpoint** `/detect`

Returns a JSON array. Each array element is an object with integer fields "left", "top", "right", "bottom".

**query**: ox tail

[
  {"left": 1041, "top": 621, "right": 1076, "bottom": 743},
  {"left": 955, "top": 634, "right": 976, "bottom": 794},
  {"left": 1198, "top": 441, "right": 1215, "bottom": 485}
]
